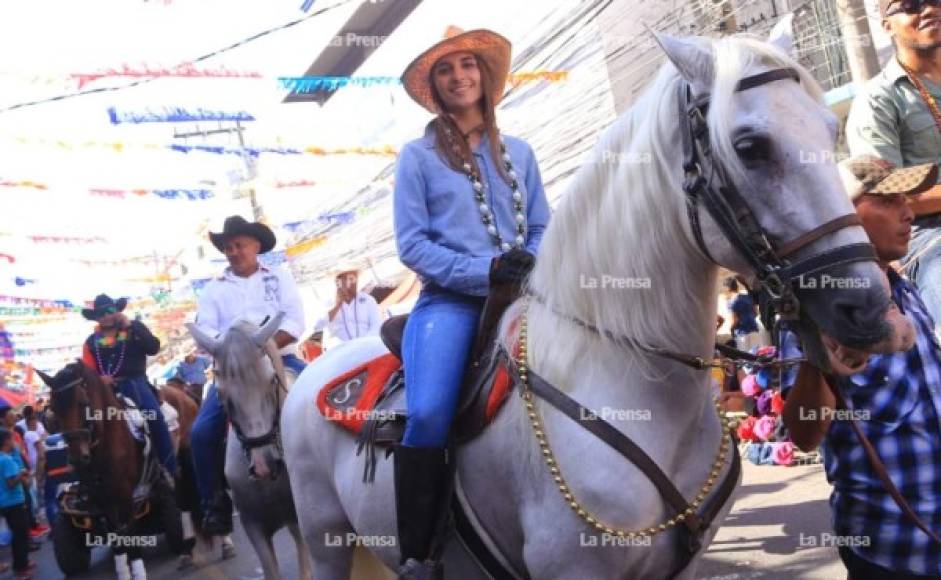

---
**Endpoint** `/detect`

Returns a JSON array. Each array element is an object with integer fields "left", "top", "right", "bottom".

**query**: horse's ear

[
  {"left": 36, "top": 370, "right": 54, "bottom": 387},
  {"left": 652, "top": 32, "right": 714, "bottom": 95},
  {"left": 253, "top": 312, "right": 285, "bottom": 348},
  {"left": 768, "top": 14, "right": 796, "bottom": 57},
  {"left": 187, "top": 323, "right": 221, "bottom": 356}
]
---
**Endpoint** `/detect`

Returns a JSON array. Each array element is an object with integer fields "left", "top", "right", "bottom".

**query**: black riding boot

[
  {"left": 394, "top": 445, "right": 449, "bottom": 580},
  {"left": 201, "top": 489, "right": 233, "bottom": 536}
]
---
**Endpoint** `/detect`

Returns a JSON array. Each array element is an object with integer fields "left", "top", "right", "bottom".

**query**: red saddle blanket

[{"left": 316, "top": 351, "right": 516, "bottom": 437}]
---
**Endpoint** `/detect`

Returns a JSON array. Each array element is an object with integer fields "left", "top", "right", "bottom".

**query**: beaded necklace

[
  {"left": 442, "top": 123, "right": 527, "bottom": 252},
  {"left": 900, "top": 60, "right": 941, "bottom": 134},
  {"left": 94, "top": 330, "right": 128, "bottom": 377}
]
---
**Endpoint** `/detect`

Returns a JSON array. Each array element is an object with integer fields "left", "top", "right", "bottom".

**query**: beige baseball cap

[{"left": 838, "top": 155, "right": 937, "bottom": 201}]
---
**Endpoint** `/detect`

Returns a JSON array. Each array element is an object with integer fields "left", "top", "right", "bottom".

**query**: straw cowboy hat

[
  {"left": 209, "top": 215, "right": 277, "bottom": 254},
  {"left": 402, "top": 26, "right": 512, "bottom": 114},
  {"left": 331, "top": 261, "right": 363, "bottom": 278},
  {"left": 81, "top": 294, "right": 128, "bottom": 321}
]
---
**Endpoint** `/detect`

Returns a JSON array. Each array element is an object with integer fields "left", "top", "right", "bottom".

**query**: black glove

[{"left": 489, "top": 248, "right": 535, "bottom": 285}]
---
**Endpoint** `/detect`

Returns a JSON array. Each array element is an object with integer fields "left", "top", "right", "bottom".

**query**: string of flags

[
  {"left": 107, "top": 106, "right": 256, "bottom": 125},
  {"left": 277, "top": 71, "right": 569, "bottom": 93},
  {"left": 89, "top": 188, "right": 214, "bottom": 200},
  {"left": 73, "top": 63, "right": 262, "bottom": 89},
  {"left": 5, "top": 137, "right": 398, "bottom": 158}
]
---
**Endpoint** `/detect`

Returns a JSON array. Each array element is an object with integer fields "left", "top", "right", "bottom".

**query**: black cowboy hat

[
  {"left": 81, "top": 294, "right": 128, "bottom": 321},
  {"left": 209, "top": 215, "right": 276, "bottom": 255}
]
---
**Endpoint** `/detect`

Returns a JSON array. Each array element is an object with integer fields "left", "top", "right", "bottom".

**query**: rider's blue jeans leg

[
  {"left": 903, "top": 216, "right": 941, "bottom": 334},
  {"left": 191, "top": 383, "right": 227, "bottom": 507},
  {"left": 116, "top": 376, "right": 178, "bottom": 475},
  {"left": 401, "top": 290, "right": 484, "bottom": 448}
]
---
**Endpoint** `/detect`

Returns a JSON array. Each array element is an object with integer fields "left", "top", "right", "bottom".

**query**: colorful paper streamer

[
  {"left": 73, "top": 62, "right": 262, "bottom": 89},
  {"left": 90, "top": 188, "right": 213, "bottom": 200},
  {"left": 107, "top": 106, "right": 255, "bottom": 125},
  {"left": 285, "top": 235, "right": 327, "bottom": 258},
  {"left": 277, "top": 71, "right": 568, "bottom": 93}
]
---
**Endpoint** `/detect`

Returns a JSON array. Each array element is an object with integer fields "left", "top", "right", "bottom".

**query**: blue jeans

[
  {"left": 401, "top": 290, "right": 484, "bottom": 448},
  {"left": 190, "top": 354, "right": 306, "bottom": 506},
  {"left": 116, "top": 376, "right": 177, "bottom": 475},
  {"left": 902, "top": 215, "right": 941, "bottom": 330}
]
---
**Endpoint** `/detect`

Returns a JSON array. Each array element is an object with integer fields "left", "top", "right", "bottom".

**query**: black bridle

[
  {"left": 54, "top": 375, "right": 100, "bottom": 450},
  {"left": 680, "top": 67, "right": 877, "bottom": 323},
  {"left": 218, "top": 358, "right": 287, "bottom": 458}
]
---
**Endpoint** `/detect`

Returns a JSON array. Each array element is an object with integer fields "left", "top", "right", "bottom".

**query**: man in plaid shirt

[{"left": 783, "top": 156, "right": 939, "bottom": 579}]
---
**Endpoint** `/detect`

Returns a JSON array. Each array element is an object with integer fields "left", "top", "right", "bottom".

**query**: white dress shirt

[
  {"left": 325, "top": 291, "right": 382, "bottom": 348},
  {"left": 196, "top": 265, "right": 305, "bottom": 355}
]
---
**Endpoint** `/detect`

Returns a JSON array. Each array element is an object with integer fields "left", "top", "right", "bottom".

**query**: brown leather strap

[
  {"left": 826, "top": 376, "right": 941, "bottom": 546},
  {"left": 776, "top": 214, "right": 862, "bottom": 258}
]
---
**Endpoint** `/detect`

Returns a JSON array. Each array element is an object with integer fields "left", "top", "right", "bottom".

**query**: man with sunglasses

[{"left": 847, "top": 0, "right": 941, "bottom": 331}]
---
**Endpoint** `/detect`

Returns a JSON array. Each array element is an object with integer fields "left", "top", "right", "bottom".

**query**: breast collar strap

[{"left": 678, "top": 67, "right": 876, "bottom": 320}]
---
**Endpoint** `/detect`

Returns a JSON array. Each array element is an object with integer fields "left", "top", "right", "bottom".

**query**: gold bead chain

[{"left": 516, "top": 303, "right": 737, "bottom": 540}]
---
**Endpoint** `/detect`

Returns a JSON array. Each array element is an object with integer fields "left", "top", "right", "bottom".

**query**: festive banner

[
  {"left": 275, "top": 180, "right": 317, "bottom": 188},
  {"left": 278, "top": 71, "right": 569, "bottom": 93},
  {"left": 107, "top": 106, "right": 255, "bottom": 125},
  {"left": 28, "top": 235, "right": 105, "bottom": 244},
  {"left": 90, "top": 188, "right": 213, "bottom": 200},
  {"left": 73, "top": 63, "right": 262, "bottom": 89},
  {"left": 74, "top": 255, "right": 157, "bottom": 267},
  {"left": 4, "top": 137, "right": 397, "bottom": 158},
  {"left": 0, "top": 181, "right": 46, "bottom": 190},
  {"left": 285, "top": 235, "right": 327, "bottom": 258}
]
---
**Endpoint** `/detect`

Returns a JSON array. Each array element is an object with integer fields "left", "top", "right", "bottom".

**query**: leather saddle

[{"left": 354, "top": 282, "right": 521, "bottom": 482}]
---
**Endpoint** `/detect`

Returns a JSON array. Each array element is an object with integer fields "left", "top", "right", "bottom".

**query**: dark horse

[{"left": 39, "top": 362, "right": 188, "bottom": 578}]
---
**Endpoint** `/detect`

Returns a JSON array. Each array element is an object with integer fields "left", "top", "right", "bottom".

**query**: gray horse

[
  {"left": 188, "top": 314, "right": 313, "bottom": 580},
  {"left": 281, "top": 31, "right": 915, "bottom": 580}
]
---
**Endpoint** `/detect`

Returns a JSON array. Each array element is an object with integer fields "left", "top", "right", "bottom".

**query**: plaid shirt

[{"left": 785, "top": 269, "right": 941, "bottom": 574}]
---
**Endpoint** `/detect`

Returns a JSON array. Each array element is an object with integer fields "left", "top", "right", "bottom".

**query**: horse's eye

[{"left": 734, "top": 136, "right": 772, "bottom": 165}]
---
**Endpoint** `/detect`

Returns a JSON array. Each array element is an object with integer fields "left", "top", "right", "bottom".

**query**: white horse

[
  {"left": 188, "top": 314, "right": 314, "bottom": 580},
  {"left": 281, "top": 33, "right": 914, "bottom": 579}
]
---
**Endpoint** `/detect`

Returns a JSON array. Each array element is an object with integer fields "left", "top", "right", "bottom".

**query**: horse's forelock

[
  {"left": 218, "top": 322, "right": 269, "bottom": 387},
  {"left": 708, "top": 35, "right": 824, "bottom": 185}
]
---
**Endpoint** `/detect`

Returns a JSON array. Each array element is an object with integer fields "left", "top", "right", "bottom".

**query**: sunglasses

[{"left": 886, "top": 0, "right": 941, "bottom": 16}]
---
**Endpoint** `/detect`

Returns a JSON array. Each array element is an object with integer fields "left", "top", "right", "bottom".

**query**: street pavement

[{"left": 18, "top": 461, "right": 841, "bottom": 579}]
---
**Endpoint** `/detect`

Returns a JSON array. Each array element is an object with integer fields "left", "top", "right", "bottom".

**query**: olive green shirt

[{"left": 846, "top": 57, "right": 941, "bottom": 183}]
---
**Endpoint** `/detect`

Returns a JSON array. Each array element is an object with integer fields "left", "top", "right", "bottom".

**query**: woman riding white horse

[
  {"left": 392, "top": 27, "right": 551, "bottom": 578},
  {"left": 283, "top": 30, "right": 915, "bottom": 580}
]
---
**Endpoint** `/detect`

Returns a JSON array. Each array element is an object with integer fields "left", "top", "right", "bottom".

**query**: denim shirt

[
  {"left": 846, "top": 57, "right": 941, "bottom": 182},
  {"left": 393, "top": 123, "right": 551, "bottom": 297}
]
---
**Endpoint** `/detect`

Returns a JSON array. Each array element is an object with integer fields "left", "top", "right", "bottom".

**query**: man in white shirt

[
  {"left": 323, "top": 264, "right": 382, "bottom": 349},
  {"left": 190, "top": 215, "right": 306, "bottom": 535}
]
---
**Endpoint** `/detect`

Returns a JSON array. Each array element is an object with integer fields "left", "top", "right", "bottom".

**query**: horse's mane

[{"left": 524, "top": 35, "right": 823, "bottom": 383}]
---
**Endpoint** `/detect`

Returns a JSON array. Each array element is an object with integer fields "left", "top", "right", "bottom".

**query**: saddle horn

[
  {"left": 186, "top": 323, "right": 222, "bottom": 357},
  {"left": 253, "top": 312, "right": 285, "bottom": 348}
]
